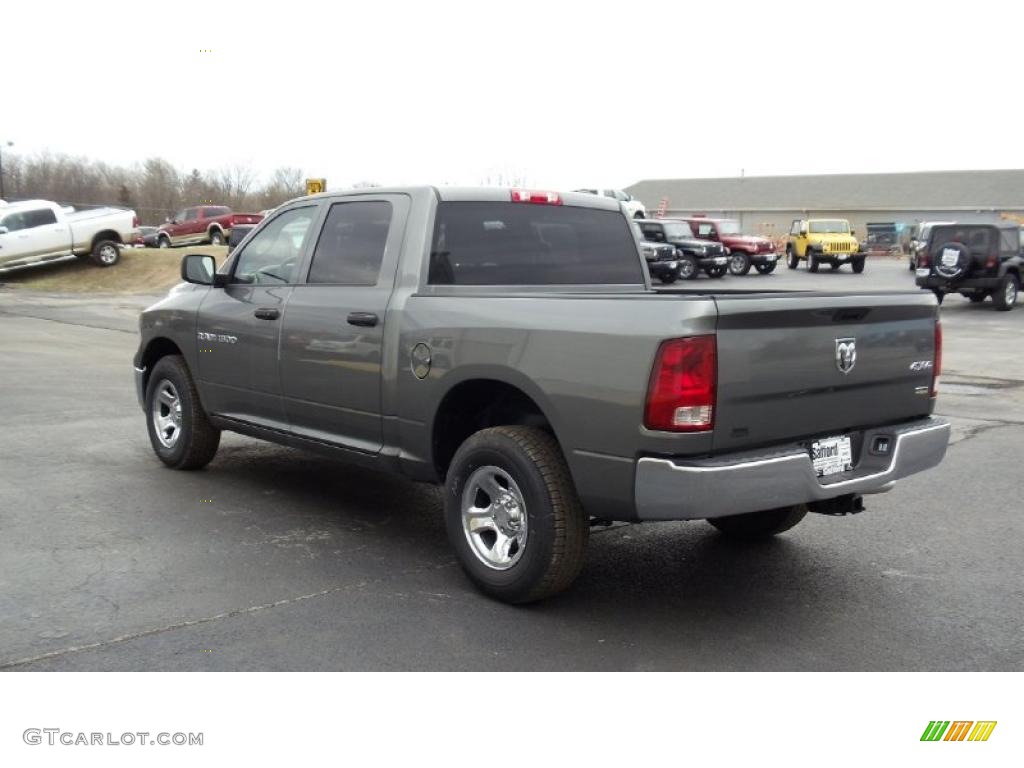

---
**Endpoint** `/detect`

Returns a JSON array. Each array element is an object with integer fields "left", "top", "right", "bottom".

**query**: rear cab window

[{"left": 428, "top": 202, "right": 643, "bottom": 286}]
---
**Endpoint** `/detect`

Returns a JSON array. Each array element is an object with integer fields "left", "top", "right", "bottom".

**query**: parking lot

[{"left": 0, "top": 257, "right": 1021, "bottom": 671}]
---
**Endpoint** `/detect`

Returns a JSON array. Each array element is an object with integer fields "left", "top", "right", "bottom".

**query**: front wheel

[
  {"left": 851, "top": 257, "right": 866, "bottom": 274},
  {"left": 808, "top": 252, "right": 820, "bottom": 272},
  {"left": 705, "top": 265, "right": 727, "bottom": 278},
  {"left": 90, "top": 239, "right": 120, "bottom": 267},
  {"left": 158, "top": 235, "right": 171, "bottom": 249},
  {"left": 755, "top": 261, "right": 777, "bottom": 274},
  {"left": 786, "top": 246, "right": 798, "bottom": 270},
  {"left": 444, "top": 426, "right": 588, "bottom": 603},
  {"left": 145, "top": 355, "right": 221, "bottom": 470},
  {"left": 993, "top": 274, "right": 1019, "bottom": 311},
  {"left": 677, "top": 254, "right": 698, "bottom": 280},
  {"left": 658, "top": 269, "right": 679, "bottom": 285},
  {"left": 209, "top": 229, "right": 224, "bottom": 246},
  {"left": 706, "top": 505, "right": 808, "bottom": 540},
  {"left": 728, "top": 252, "right": 752, "bottom": 276}
]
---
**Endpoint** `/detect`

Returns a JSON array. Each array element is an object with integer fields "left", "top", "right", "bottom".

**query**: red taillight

[
  {"left": 985, "top": 254, "right": 998, "bottom": 269},
  {"left": 510, "top": 189, "right": 562, "bottom": 205},
  {"left": 644, "top": 336, "right": 717, "bottom": 432},
  {"left": 931, "top": 320, "right": 942, "bottom": 397},
  {"left": 132, "top": 215, "right": 140, "bottom": 228},
  {"left": 918, "top": 251, "right": 930, "bottom": 268}
]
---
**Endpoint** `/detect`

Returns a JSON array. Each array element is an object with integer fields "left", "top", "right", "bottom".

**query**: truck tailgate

[{"left": 711, "top": 292, "right": 938, "bottom": 454}]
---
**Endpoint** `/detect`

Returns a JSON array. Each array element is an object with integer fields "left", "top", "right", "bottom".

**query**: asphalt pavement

[{"left": 0, "top": 258, "right": 1021, "bottom": 671}]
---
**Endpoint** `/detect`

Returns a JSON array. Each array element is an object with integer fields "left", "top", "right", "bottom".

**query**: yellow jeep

[{"left": 786, "top": 218, "right": 866, "bottom": 273}]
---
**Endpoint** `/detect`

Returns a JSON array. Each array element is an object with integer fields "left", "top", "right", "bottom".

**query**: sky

[{"left": 4, "top": 0, "right": 1023, "bottom": 191}]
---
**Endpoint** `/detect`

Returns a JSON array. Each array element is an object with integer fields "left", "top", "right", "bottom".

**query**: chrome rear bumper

[{"left": 634, "top": 417, "right": 950, "bottom": 520}]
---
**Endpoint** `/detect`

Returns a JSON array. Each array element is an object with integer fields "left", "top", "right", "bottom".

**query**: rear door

[
  {"left": 196, "top": 204, "right": 321, "bottom": 430},
  {"left": 711, "top": 293, "right": 938, "bottom": 453},
  {"left": 279, "top": 194, "right": 408, "bottom": 453}
]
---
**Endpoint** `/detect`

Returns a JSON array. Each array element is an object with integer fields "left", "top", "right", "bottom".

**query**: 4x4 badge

[{"left": 836, "top": 338, "right": 857, "bottom": 374}]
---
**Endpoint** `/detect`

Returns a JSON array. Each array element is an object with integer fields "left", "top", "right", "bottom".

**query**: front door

[
  {"left": 196, "top": 204, "right": 320, "bottom": 430},
  {"left": 280, "top": 195, "right": 407, "bottom": 453}
]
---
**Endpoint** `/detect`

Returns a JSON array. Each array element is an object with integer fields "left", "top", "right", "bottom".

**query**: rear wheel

[
  {"left": 786, "top": 246, "right": 798, "bottom": 269},
  {"left": 728, "top": 251, "right": 752, "bottom": 276},
  {"left": 444, "top": 426, "right": 588, "bottom": 603},
  {"left": 145, "top": 355, "right": 221, "bottom": 470},
  {"left": 707, "top": 505, "right": 808, "bottom": 540},
  {"left": 993, "top": 274, "right": 1019, "bottom": 311},
  {"left": 90, "top": 239, "right": 120, "bottom": 267}
]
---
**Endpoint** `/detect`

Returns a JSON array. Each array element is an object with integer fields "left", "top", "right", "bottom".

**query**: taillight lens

[
  {"left": 510, "top": 189, "right": 562, "bottom": 205},
  {"left": 918, "top": 250, "right": 930, "bottom": 268},
  {"left": 644, "top": 336, "right": 717, "bottom": 432},
  {"left": 132, "top": 215, "right": 140, "bottom": 228},
  {"left": 986, "top": 254, "right": 998, "bottom": 269},
  {"left": 931, "top": 320, "right": 942, "bottom": 397}
]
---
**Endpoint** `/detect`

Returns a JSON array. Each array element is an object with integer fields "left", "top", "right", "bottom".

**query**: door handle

[
  {"left": 254, "top": 307, "right": 280, "bottom": 320},
  {"left": 347, "top": 312, "right": 379, "bottom": 327}
]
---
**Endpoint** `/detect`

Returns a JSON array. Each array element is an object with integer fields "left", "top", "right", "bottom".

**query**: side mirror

[
  {"left": 181, "top": 254, "right": 220, "bottom": 285},
  {"left": 850, "top": 230, "right": 857, "bottom": 237},
  {"left": 0, "top": 226, "right": 8, "bottom": 235}
]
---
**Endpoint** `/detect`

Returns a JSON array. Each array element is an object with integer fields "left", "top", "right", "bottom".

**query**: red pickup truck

[
  {"left": 156, "top": 205, "right": 263, "bottom": 248},
  {"left": 682, "top": 216, "right": 779, "bottom": 276}
]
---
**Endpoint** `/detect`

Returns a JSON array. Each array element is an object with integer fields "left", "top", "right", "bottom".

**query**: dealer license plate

[{"left": 810, "top": 436, "right": 853, "bottom": 477}]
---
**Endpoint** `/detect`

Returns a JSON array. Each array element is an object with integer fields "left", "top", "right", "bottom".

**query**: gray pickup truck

[{"left": 133, "top": 187, "right": 950, "bottom": 603}]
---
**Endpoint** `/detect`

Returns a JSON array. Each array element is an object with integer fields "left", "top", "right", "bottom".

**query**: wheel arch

[
  {"left": 139, "top": 337, "right": 186, "bottom": 393},
  {"left": 90, "top": 229, "right": 123, "bottom": 250},
  {"left": 430, "top": 377, "right": 563, "bottom": 480}
]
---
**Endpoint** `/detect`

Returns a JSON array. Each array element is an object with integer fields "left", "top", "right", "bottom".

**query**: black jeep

[{"left": 915, "top": 223, "right": 1023, "bottom": 310}]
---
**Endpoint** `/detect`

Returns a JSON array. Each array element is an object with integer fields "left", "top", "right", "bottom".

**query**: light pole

[{"left": 0, "top": 141, "right": 13, "bottom": 200}]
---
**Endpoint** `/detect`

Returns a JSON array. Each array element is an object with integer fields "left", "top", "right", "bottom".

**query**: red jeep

[
  {"left": 682, "top": 217, "right": 779, "bottom": 275},
  {"left": 156, "top": 205, "right": 263, "bottom": 248}
]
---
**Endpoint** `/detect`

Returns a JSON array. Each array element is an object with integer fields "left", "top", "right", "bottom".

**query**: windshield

[
  {"left": 808, "top": 220, "right": 850, "bottom": 234},
  {"left": 663, "top": 222, "right": 695, "bottom": 239},
  {"left": 716, "top": 220, "right": 742, "bottom": 235}
]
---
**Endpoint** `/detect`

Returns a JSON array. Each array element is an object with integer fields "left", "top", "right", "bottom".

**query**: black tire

[
  {"left": 90, "top": 239, "right": 120, "bottom": 267},
  {"left": 908, "top": 257, "right": 916, "bottom": 271},
  {"left": 754, "top": 261, "right": 777, "bottom": 274},
  {"left": 633, "top": 211, "right": 645, "bottom": 220},
  {"left": 992, "top": 274, "right": 1019, "bottom": 311},
  {"left": 209, "top": 229, "right": 224, "bottom": 246},
  {"left": 677, "top": 254, "right": 698, "bottom": 280},
  {"left": 829, "top": 261, "right": 840, "bottom": 271},
  {"left": 443, "top": 426, "right": 588, "bottom": 603},
  {"left": 852, "top": 257, "right": 866, "bottom": 274},
  {"left": 158, "top": 235, "right": 171, "bottom": 249},
  {"left": 707, "top": 505, "right": 808, "bottom": 540},
  {"left": 808, "top": 251, "right": 820, "bottom": 272},
  {"left": 786, "top": 246, "right": 798, "bottom": 270},
  {"left": 967, "top": 292, "right": 987, "bottom": 304},
  {"left": 728, "top": 251, "right": 752, "bottom": 276},
  {"left": 705, "top": 265, "right": 727, "bottom": 278},
  {"left": 658, "top": 270, "right": 679, "bottom": 285},
  {"left": 145, "top": 355, "right": 221, "bottom": 470},
  {"left": 932, "top": 290, "right": 945, "bottom": 305}
]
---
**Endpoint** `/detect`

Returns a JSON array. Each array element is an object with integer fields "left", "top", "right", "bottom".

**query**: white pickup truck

[{"left": 0, "top": 199, "right": 139, "bottom": 270}]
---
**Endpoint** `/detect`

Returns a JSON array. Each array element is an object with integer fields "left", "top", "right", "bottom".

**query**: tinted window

[
  {"left": 203, "top": 206, "right": 229, "bottom": 218},
  {"left": 308, "top": 201, "right": 392, "bottom": 285},
  {"left": 184, "top": 209, "right": 199, "bottom": 221},
  {"left": 429, "top": 202, "right": 643, "bottom": 286},
  {"left": 233, "top": 206, "right": 316, "bottom": 285},
  {"left": 24, "top": 209, "right": 58, "bottom": 228}
]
